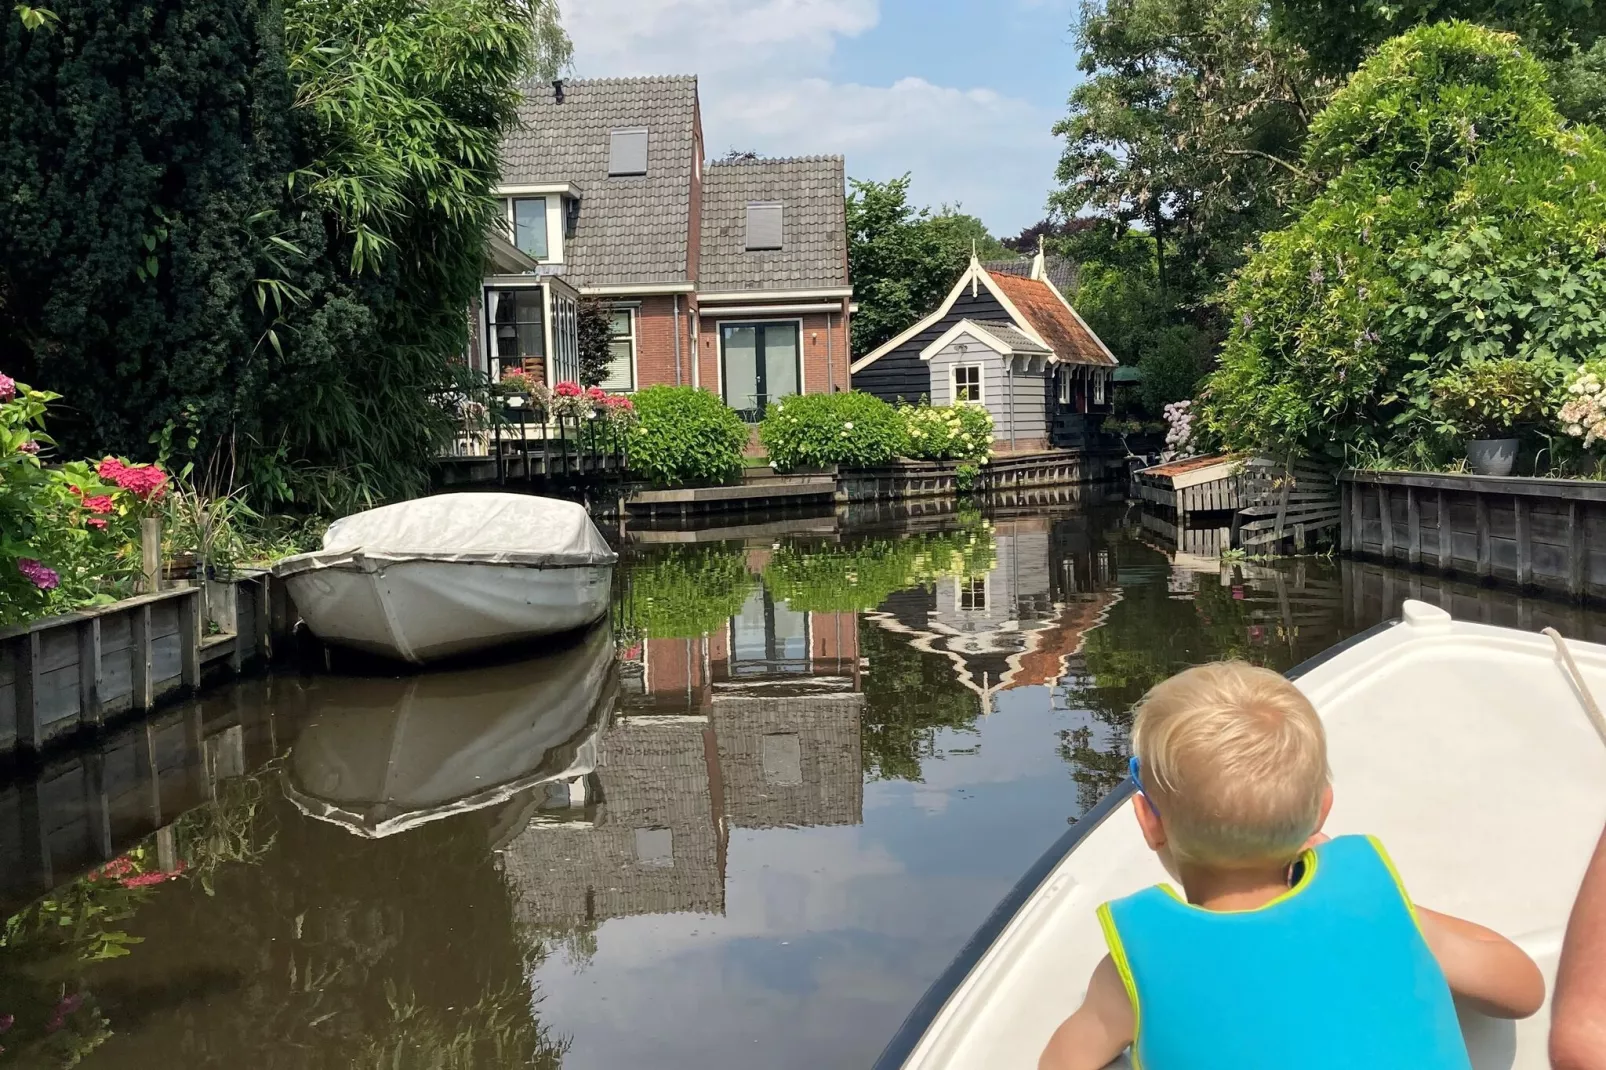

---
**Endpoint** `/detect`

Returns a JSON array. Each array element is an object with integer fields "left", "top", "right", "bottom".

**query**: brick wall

[{"left": 632, "top": 295, "right": 693, "bottom": 389}]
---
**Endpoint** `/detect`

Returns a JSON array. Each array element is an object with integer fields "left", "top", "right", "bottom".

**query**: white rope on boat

[{"left": 1544, "top": 627, "right": 1606, "bottom": 748}]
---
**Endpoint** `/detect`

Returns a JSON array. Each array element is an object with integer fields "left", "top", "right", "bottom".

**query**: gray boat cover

[{"left": 273, "top": 493, "right": 617, "bottom": 577}]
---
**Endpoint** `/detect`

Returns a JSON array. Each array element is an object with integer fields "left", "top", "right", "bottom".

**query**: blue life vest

[{"left": 1099, "top": 834, "right": 1472, "bottom": 1070}]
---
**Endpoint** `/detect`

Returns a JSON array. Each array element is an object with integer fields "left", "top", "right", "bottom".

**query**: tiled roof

[
  {"left": 987, "top": 270, "right": 1116, "bottom": 367},
  {"left": 699, "top": 157, "right": 849, "bottom": 292},
  {"left": 1004, "top": 593, "right": 1118, "bottom": 690},
  {"left": 984, "top": 256, "right": 1079, "bottom": 294},
  {"left": 501, "top": 77, "right": 699, "bottom": 289},
  {"left": 969, "top": 320, "right": 1050, "bottom": 354}
]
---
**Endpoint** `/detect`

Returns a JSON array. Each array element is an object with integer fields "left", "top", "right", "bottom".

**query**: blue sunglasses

[{"left": 1129, "top": 755, "right": 1158, "bottom": 814}]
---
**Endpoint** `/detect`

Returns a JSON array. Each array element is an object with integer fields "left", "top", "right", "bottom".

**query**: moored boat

[
  {"left": 283, "top": 623, "right": 616, "bottom": 838},
  {"left": 273, "top": 493, "right": 617, "bottom": 664},
  {"left": 876, "top": 601, "right": 1606, "bottom": 1070}
]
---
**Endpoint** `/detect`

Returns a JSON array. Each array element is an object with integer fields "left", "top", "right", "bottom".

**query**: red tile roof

[
  {"left": 987, "top": 270, "right": 1115, "bottom": 367},
  {"left": 1005, "top": 593, "right": 1119, "bottom": 690}
]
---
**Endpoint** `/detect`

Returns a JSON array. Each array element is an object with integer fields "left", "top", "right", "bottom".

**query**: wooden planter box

[{"left": 0, "top": 573, "right": 283, "bottom": 756}]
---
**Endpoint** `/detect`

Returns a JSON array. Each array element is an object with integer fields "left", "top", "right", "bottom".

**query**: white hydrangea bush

[{"left": 1559, "top": 363, "right": 1606, "bottom": 449}]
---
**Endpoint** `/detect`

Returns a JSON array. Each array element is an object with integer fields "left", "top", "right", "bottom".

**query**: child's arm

[
  {"left": 1038, "top": 954, "right": 1134, "bottom": 1070},
  {"left": 1416, "top": 906, "right": 1545, "bottom": 1019}
]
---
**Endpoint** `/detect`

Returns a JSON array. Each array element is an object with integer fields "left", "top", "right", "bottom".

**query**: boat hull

[
  {"left": 283, "top": 558, "right": 612, "bottom": 664},
  {"left": 878, "top": 603, "right": 1606, "bottom": 1070}
]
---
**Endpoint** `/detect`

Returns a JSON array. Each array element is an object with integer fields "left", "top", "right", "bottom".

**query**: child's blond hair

[{"left": 1133, "top": 660, "right": 1329, "bottom": 867}]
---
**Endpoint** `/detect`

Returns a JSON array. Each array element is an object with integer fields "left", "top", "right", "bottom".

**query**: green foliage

[
  {"left": 1204, "top": 23, "right": 1606, "bottom": 463},
  {"left": 846, "top": 176, "right": 1009, "bottom": 357},
  {"left": 1272, "top": 0, "right": 1602, "bottom": 75},
  {"left": 760, "top": 392, "right": 905, "bottom": 470},
  {"left": 0, "top": 0, "right": 572, "bottom": 513},
  {"left": 0, "top": 379, "right": 148, "bottom": 623},
  {"left": 576, "top": 299, "right": 614, "bottom": 388},
  {"left": 1430, "top": 357, "right": 1563, "bottom": 438},
  {"left": 898, "top": 401, "right": 993, "bottom": 461},
  {"left": 763, "top": 524, "right": 998, "bottom": 614},
  {"left": 625, "top": 544, "right": 755, "bottom": 639},
  {"left": 628, "top": 386, "right": 748, "bottom": 487}
]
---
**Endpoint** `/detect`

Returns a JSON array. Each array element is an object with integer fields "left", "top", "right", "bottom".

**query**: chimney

[
  {"left": 1030, "top": 234, "right": 1046, "bottom": 281},
  {"left": 553, "top": 79, "right": 565, "bottom": 104}
]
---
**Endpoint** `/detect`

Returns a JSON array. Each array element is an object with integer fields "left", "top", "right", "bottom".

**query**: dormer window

[
  {"left": 745, "top": 203, "right": 783, "bottom": 251},
  {"left": 609, "top": 129, "right": 648, "bottom": 177},
  {"left": 512, "top": 197, "right": 549, "bottom": 259}
]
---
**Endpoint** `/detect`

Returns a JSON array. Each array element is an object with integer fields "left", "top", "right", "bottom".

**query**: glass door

[{"left": 720, "top": 322, "right": 800, "bottom": 421}]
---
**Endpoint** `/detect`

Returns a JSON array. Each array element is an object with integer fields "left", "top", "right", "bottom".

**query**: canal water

[{"left": 4, "top": 501, "right": 1601, "bottom": 1068}]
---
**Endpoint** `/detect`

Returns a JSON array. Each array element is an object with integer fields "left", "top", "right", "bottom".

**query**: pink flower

[
  {"left": 585, "top": 386, "right": 607, "bottom": 401},
  {"left": 119, "top": 863, "right": 184, "bottom": 888},
  {"left": 17, "top": 440, "right": 38, "bottom": 455},
  {"left": 96, "top": 457, "right": 126, "bottom": 480},
  {"left": 17, "top": 559, "right": 59, "bottom": 590},
  {"left": 87, "top": 517, "right": 108, "bottom": 529},
  {"left": 81, "top": 494, "right": 115, "bottom": 514},
  {"left": 0, "top": 373, "right": 14, "bottom": 402},
  {"left": 553, "top": 380, "right": 582, "bottom": 398},
  {"left": 0, "top": 1013, "right": 13, "bottom": 1032},
  {"left": 98, "top": 458, "right": 167, "bottom": 501}
]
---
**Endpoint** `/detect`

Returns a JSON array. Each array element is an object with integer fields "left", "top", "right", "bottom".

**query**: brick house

[{"left": 476, "top": 76, "right": 852, "bottom": 418}]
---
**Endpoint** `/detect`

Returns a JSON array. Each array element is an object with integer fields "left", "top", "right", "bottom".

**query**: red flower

[
  {"left": 97, "top": 458, "right": 167, "bottom": 501},
  {"left": 585, "top": 386, "right": 607, "bottom": 400},
  {"left": 553, "top": 380, "right": 582, "bottom": 398},
  {"left": 87, "top": 517, "right": 108, "bottom": 529},
  {"left": 82, "top": 494, "right": 115, "bottom": 514}
]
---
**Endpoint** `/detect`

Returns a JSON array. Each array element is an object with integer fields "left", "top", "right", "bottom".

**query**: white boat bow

[{"left": 877, "top": 601, "right": 1606, "bottom": 1070}]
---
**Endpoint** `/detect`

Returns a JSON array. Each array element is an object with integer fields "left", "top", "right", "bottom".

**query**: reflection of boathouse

[
  {"left": 868, "top": 518, "right": 1120, "bottom": 705},
  {"left": 501, "top": 580, "right": 863, "bottom": 928}
]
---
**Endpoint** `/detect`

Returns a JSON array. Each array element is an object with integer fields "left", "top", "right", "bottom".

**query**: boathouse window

[
  {"left": 1058, "top": 367, "right": 1072, "bottom": 406},
  {"left": 953, "top": 364, "right": 982, "bottom": 404},
  {"left": 1093, "top": 370, "right": 1107, "bottom": 406},
  {"left": 609, "top": 129, "right": 649, "bottom": 176},
  {"left": 603, "top": 307, "right": 636, "bottom": 391},
  {"left": 960, "top": 576, "right": 987, "bottom": 611},
  {"left": 510, "top": 197, "right": 549, "bottom": 259},
  {"left": 746, "top": 203, "right": 784, "bottom": 251}
]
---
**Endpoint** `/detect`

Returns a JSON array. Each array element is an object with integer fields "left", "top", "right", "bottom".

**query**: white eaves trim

[
  {"left": 699, "top": 287, "right": 854, "bottom": 304},
  {"left": 850, "top": 256, "right": 1048, "bottom": 374},
  {"left": 580, "top": 282, "right": 697, "bottom": 296},
  {"left": 919, "top": 320, "right": 1012, "bottom": 361},
  {"left": 496, "top": 182, "right": 584, "bottom": 199}
]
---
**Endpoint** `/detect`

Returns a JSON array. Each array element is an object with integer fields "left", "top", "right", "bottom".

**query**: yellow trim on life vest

[
  {"left": 1366, "top": 834, "right": 1426, "bottom": 937},
  {"left": 1153, "top": 847, "right": 1320, "bottom": 914},
  {"left": 1097, "top": 901, "right": 1144, "bottom": 1070}
]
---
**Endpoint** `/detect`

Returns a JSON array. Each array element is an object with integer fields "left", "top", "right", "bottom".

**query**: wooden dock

[{"left": 1342, "top": 469, "right": 1606, "bottom": 602}]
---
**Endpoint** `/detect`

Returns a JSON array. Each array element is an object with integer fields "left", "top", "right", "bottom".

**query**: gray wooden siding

[
  {"left": 925, "top": 342, "right": 1048, "bottom": 445},
  {"left": 852, "top": 289, "right": 1009, "bottom": 402}
]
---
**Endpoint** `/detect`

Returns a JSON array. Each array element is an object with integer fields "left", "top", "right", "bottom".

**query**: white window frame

[
  {"left": 1058, "top": 367, "right": 1073, "bottom": 406},
  {"left": 952, "top": 363, "right": 984, "bottom": 405},
  {"left": 959, "top": 575, "right": 989, "bottom": 612},
  {"left": 603, "top": 304, "right": 638, "bottom": 392},
  {"left": 503, "top": 195, "right": 565, "bottom": 264},
  {"left": 1093, "top": 370, "right": 1107, "bottom": 406}
]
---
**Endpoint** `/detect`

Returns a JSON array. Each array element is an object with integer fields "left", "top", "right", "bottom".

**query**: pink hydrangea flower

[
  {"left": 82, "top": 494, "right": 115, "bottom": 514},
  {"left": 17, "top": 559, "right": 59, "bottom": 590},
  {"left": 553, "top": 380, "right": 582, "bottom": 398},
  {"left": 17, "top": 440, "right": 38, "bottom": 455},
  {"left": 0, "top": 373, "right": 14, "bottom": 402},
  {"left": 96, "top": 457, "right": 167, "bottom": 501}
]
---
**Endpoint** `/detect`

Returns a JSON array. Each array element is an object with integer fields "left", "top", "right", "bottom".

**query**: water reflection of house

[
  {"left": 500, "top": 584, "right": 863, "bottom": 929},
  {"left": 868, "top": 518, "right": 1120, "bottom": 707}
]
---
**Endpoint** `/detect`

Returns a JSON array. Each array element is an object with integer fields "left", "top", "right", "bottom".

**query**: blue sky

[{"left": 560, "top": 0, "right": 1083, "bottom": 237}]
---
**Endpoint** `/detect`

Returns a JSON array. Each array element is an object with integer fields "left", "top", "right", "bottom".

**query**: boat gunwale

[{"left": 869, "top": 615, "right": 1404, "bottom": 1070}]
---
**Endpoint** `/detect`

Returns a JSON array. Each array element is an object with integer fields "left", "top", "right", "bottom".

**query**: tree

[
  {"left": 576, "top": 299, "right": 613, "bottom": 387},
  {"left": 1271, "top": 0, "right": 1604, "bottom": 75},
  {"left": 846, "top": 176, "right": 1010, "bottom": 357},
  {"left": 1203, "top": 22, "right": 1606, "bottom": 464},
  {"left": 0, "top": 0, "right": 572, "bottom": 512}
]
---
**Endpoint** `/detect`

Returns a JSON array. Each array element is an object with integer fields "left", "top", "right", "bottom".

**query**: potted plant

[{"left": 1429, "top": 358, "right": 1560, "bottom": 476}]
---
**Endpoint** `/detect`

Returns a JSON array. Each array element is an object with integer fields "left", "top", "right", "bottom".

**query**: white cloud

[{"left": 557, "top": 0, "right": 1058, "bottom": 233}]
